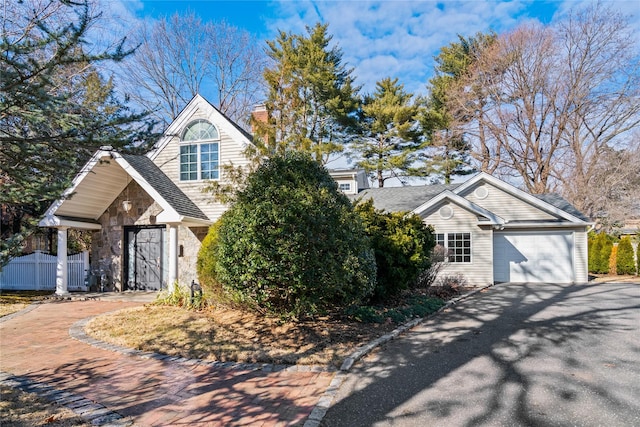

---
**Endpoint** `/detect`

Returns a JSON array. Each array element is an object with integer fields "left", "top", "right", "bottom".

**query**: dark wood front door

[{"left": 124, "top": 226, "right": 164, "bottom": 291}]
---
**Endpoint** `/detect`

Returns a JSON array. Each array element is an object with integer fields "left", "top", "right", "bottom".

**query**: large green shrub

[
  {"left": 588, "top": 232, "right": 613, "bottom": 274},
  {"left": 587, "top": 232, "right": 598, "bottom": 273},
  {"left": 355, "top": 199, "right": 435, "bottom": 300},
  {"left": 616, "top": 237, "right": 635, "bottom": 275},
  {"left": 196, "top": 220, "right": 225, "bottom": 302},
  {"left": 637, "top": 238, "right": 640, "bottom": 275},
  {"left": 212, "top": 152, "right": 376, "bottom": 317}
]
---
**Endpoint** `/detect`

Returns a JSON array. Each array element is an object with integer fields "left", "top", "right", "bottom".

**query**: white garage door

[{"left": 493, "top": 231, "right": 574, "bottom": 283}]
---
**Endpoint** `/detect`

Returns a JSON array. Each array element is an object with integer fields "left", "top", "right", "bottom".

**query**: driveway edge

[
  {"left": 303, "top": 284, "right": 494, "bottom": 427},
  {"left": 0, "top": 371, "right": 134, "bottom": 426}
]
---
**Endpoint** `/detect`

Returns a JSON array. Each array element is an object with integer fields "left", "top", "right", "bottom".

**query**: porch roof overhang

[
  {"left": 38, "top": 215, "right": 102, "bottom": 230},
  {"left": 39, "top": 147, "right": 211, "bottom": 229}
]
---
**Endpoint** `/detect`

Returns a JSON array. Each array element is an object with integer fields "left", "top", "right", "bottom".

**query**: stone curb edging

[
  {"left": 302, "top": 284, "right": 494, "bottom": 427},
  {"left": 69, "top": 315, "right": 337, "bottom": 374},
  {"left": 54, "top": 286, "right": 492, "bottom": 427},
  {"left": 339, "top": 284, "right": 493, "bottom": 372},
  {"left": 0, "top": 302, "right": 42, "bottom": 324},
  {"left": 0, "top": 371, "right": 134, "bottom": 426},
  {"left": 43, "top": 292, "right": 159, "bottom": 303}
]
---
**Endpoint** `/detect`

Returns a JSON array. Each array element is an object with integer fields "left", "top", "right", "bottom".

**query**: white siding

[
  {"left": 334, "top": 178, "right": 358, "bottom": 194},
  {"left": 574, "top": 228, "right": 589, "bottom": 282},
  {"left": 152, "top": 108, "right": 251, "bottom": 222},
  {"left": 423, "top": 202, "right": 494, "bottom": 287},
  {"left": 462, "top": 183, "right": 558, "bottom": 221}
]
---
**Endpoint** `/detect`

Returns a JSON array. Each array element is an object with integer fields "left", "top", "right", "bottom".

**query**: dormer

[{"left": 328, "top": 169, "right": 370, "bottom": 195}]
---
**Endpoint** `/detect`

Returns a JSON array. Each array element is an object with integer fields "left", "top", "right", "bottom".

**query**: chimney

[
  {"left": 251, "top": 104, "right": 268, "bottom": 133},
  {"left": 250, "top": 104, "right": 270, "bottom": 147}
]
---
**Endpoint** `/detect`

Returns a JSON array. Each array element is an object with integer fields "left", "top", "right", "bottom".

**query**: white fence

[{"left": 0, "top": 251, "right": 89, "bottom": 291}]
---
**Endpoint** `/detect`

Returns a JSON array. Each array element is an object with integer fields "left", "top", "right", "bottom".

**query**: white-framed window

[
  {"left": 435, "top": 232, "right": 471, "bottom": 263},
  {"left": 180, "top": 119, "right": 220, "bottom": 181},
  {"left": 339, "top": 182, "right": 351, "bottom": 192}
]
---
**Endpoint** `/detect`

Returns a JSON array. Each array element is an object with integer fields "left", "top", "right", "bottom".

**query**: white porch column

[
  {"left": 167, "top": 223, "right": 179, "bottom": 292},
  {"left": 55, "top": 226, "right": 69, "bottom": 296},
  {"left": 82, "top": 250, "right": 90, "bottom": 291}
]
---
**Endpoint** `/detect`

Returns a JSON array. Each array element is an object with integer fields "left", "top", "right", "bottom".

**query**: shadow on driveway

[{"left": 322, "top": 282, "right": 640, "bottom": 426}]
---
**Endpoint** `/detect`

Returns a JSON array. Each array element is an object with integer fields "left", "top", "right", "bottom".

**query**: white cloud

[
  {"left": 266, "top": 0, "right": 541, "bottom": 94},
  {"left": 265, "top": 0, "right": 638, "bottom": 96},
  {"left": 88, "top": 0, "right": 639, "bottom": 104},
  {"left": 88, "top": 0, "right": 146, "bottom": 48}
]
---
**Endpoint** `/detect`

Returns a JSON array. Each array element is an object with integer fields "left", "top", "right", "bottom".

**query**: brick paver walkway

[{"left": 0, "top": 300, "right": 334, "bottom": 426}]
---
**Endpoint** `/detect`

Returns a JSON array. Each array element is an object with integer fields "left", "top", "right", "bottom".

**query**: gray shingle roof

[
  {"left": 350, "top": 184, "right": 590, "bottom": 223},
  {"left": 534, "top": 193, "right": 591, "bottom": 222},
  {"left": 121, "top": 154, "right": 209, "bottom": 221},
  {"left": 349, "top": 184, "right": 460, "bottom": 212}
]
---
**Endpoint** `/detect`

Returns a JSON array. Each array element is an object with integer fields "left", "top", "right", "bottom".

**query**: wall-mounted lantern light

[{"left": 122, "top": 200, "right": 132, "bottom": 213}]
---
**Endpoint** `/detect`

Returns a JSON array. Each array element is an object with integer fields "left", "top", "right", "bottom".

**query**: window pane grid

[
  {"left": 182, "top": 120, "right": 219, "bottom": 141},
  {"left": 180, "top": 145, "right": 197, "bottom": 181},
  {"left": 440, "top": 232, "right": 471, "bottom": 263},
  {"left": 179, "top": 120, "right": 220, "bottom": 181},
  {"left": 200, "top": 143, "right": 219, "bottom": 180}
]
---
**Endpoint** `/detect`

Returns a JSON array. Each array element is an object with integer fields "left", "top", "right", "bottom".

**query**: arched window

[{"left": 179, "top": 120, "right": 220, "bottom": 181}]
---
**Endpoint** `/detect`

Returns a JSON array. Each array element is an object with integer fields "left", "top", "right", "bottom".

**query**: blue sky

[{"left": 101, "top": 0, "right": 638, "bottom": 95}]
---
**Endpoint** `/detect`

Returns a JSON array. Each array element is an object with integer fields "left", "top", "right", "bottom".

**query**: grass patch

[
  {"left": 0, "top": 291, "right": 52, "bottom": 317},
  {"left": 85, "top": 290, "right": 449, "bottom": 368},
  {"left": 0, "top": 385, "right": 89, "bottom": 426},
  {"left": 85, "top": 304, "right": 397, "bottom": 367}
]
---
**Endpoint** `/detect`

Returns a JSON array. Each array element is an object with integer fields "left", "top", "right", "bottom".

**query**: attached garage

[
  {"left": 351, "top": 172, "right": 591, "bottom": 287},
  {"left": 493, "top": 231, "right": 575, "bottom": 283}
]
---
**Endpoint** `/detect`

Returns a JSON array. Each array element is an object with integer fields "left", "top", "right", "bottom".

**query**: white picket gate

[{"left": 0, "top": 251, "right": 89, "bottom": 291}]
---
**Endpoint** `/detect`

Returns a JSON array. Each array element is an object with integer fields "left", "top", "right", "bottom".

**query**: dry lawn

[
  {"left": 0, "top": 291, "right": 51, "bottom": 317},
  {"left": 0, "top": 385, "right": 89, "bottom": 427},
  {"left": 590, "top": 274, "right": 640, "bottom": 283},
  {"left": 85, "top": 304, "right": 398, "bottom": 368}
]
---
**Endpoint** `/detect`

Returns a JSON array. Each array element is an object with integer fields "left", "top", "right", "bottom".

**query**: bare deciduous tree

[
  {"left": 446, "top": 3, "right": 640, "bottom": 214},
  {"left": 119, "top": 13, "right": 266, "bottom": 127},
  {"left": 566, "top": 136, "right": 640, "bottom": 224}
]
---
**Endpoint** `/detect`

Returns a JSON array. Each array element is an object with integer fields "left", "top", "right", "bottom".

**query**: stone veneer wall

[
  {"left": 91, "top": 180, "right": 211, "bottom": 291},
  {"left": 91, "top": 181, "right": 163, "bottom": 291},
  {"left": 178, "top": 226, "right": 209, "bottom": 287}
]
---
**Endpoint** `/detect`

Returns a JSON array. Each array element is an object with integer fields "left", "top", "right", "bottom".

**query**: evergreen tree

[
  {"left": 588, "top": 233, "right": 600, "bottom": 273},
  {"left": 255, "top": 23, "right": 359, "bottom": 164},
  {"left": 420, "top": 33, "right": 495, "bottom": 183},
  {"left": 590, "top": 233, "right": 613, "bottom": 274},
  {"left": 350, "top": 77, "right": 422, "bottom": 187},
  {"left": 637, "top": 237, "right": 640, "bottom": 275},
  {"left": 616, "top": 237, "right": 635, "bottom": 275},
  {"left": 0, "top": 0, "right": 156, "bottom": 264}
]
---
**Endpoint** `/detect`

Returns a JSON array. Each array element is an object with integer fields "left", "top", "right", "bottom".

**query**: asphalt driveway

[{"left": 322, "top": 282, "right": 640, "bottom": 426}]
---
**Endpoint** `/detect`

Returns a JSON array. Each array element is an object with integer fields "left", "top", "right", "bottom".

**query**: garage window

[{"left": 436, "top": 233, "right": 471, "bottom": 263}]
